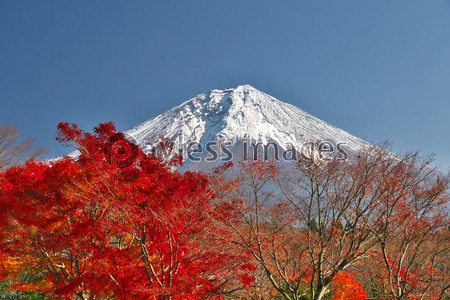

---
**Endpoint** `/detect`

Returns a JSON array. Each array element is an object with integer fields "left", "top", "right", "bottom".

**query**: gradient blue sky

[{"left": 1, "top": 1, "right": 450, "bottom": 166}]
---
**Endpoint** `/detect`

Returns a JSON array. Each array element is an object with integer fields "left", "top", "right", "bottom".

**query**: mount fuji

[{"left": 124, "top": 85, "right": 366, "bottom": 172}]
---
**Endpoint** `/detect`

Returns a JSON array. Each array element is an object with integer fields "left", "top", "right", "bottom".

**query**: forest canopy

[{"left": 0, "top": 122, "right": 449, "bottom": 300}]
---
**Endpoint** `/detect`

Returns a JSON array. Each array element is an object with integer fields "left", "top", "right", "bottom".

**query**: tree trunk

[{"left": 313, "top": 284, "right": 329, "bottom": 300}]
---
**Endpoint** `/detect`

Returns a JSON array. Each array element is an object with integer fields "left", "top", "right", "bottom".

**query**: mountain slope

[{"left": 126, "top": 85, "right": 366, "bottom": 171}]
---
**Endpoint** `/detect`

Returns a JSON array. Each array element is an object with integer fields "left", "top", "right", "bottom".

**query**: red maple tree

[{"left": 0, "top": 122, "right": 254, "bottom": 299}]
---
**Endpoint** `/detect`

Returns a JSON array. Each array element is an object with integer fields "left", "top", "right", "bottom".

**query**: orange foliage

[{"left": 331, "top": 272, "right": 367, "bottom": 300}]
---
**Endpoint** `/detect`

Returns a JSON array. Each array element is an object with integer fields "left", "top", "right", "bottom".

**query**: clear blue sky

[{"left": 1, "top": 1, "right": 450, "bottom": 167}]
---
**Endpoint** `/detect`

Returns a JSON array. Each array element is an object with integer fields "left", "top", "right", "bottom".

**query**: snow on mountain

[{"left": 125, "top": 84, "right": 367, "bottom": 172}]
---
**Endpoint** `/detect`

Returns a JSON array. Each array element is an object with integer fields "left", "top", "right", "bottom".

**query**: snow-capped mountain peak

[{"left": 126, "top": 85, "right": 366, "bottom": 171}]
